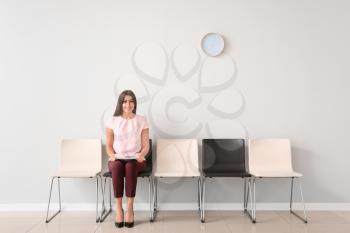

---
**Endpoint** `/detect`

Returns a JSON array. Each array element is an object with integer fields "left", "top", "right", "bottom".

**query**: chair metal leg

[
  {"left": 247, "top": 178, "right": 251, "bottom": 208},
  {"left": 197, "top": 178, "right": 200, "bottom": 211},
  {"left": 151, "top": 176, "right": 155, "bottom": 222},
  {"left": 149, "top": 176, "right": 154, "bottom": 222},
  {"left": 95, "top": 176, "right": 101, "bottom": 222},
  {"left": 100, "top": 177, "right": 106, "bottom": 219},
  {"left": 252, "top": 177, "right": 256, "bottom": 222},
  {"left": 58, "top": 178, "right": 61, "bottom": 211},
  {"left": 245, "top": 177, "right": 250, "bottom": 212},
  {"left": 46, "top": 177, "right": 61, "bottom": 223},
  {"left": 290, "top": 177, "right": 308, "bottom": 223},
  {"left": 245, "top": 177, "right": 250, "bottom": 211},
  {"left": 197, "top": 177, "right": 202, "bottom": 222},
  {"left": 109, "top": 178, "right": 112, "bottom": 211},
  {"left": 201, "top": 177, "right": 206, "bottom": 223},
  {"left": 151, "top": 177, "right": 158, "bottom": 221},
  {"left": 243, "top": 177, "right": 247, "bottom": 211},
  {"left": 244, "top": 177, "right": 252, "bottom": 220},
  {"left": 101, "top": 178, "right": 106, "bottom": 207},
  {"left": 155, "top": 177, "right": 158, "bottom": 211},
  {"left": 244, "top": 177, "right": 256, "bottom": 223},
  {"left": 99, "top": 177, "right": 112, "bottom": 222},
  {"left": 197, "top": 177, "right": 202, "bottom": 212}
]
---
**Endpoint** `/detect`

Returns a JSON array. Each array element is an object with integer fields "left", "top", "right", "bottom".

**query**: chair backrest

[
  {"left": 60, "top": 139, "right": 102, "bottom": 172},
  {"left": 202, "top": 139, "right": 246, "bottom": 174},
  {"left": 155, "top": 139, "right": 200, "bottom": 177},
  {"left": 248, "top": 138, "right": 294, "bottom": 174},
  {"left": 140, "top": 139, "right": 153, "bottom": 175}
]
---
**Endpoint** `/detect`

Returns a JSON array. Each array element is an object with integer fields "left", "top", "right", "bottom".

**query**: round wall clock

[{"left": 201, "top": 33, "right": 225, "bottom": 57}]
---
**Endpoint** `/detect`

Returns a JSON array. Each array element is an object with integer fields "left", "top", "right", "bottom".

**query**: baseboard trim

[{"left": 1, "top": 203, "right": 350, "bottom": 211}]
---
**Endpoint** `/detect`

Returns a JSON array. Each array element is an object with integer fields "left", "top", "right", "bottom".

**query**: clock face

[{"left": 201, "top": 33, "right": 225, "bottom": 57}]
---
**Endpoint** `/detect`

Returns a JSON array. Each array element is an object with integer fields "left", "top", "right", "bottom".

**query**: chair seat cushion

[
  {"left": 154, "top": 171, "right": 200, "bottom": 177},
  {"left": 250, "top": 171, "right": 302, "bottom": 177},
  {"left": 203, "top": 163, "right": 246, "bottom": 174},
  {"left": 103, "top": 171, "right": 111, "bottom": 177},
  {"left": 202, "top": 172, "right": 251, "bottom": 178},
  {"left": 55, "top": 169, "right": 101, "bottom": 177},
  {"left": 138, "top": 170, "right": 152, "bottom": 177},
  {"left": 103, "top": 171, "right": 152, "bottom": 178}
]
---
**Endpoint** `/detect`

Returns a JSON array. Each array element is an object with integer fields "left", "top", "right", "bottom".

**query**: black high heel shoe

[
  {"left": 115, "top": 221, "right": 124, "bottom": 228},
  {"left": 125, "top": 211, "right": 134, "bottom": 228},
  {"left": 115, "top": 210, "right": 124, "bottom": 228},
  {"left": 125, "top": 222, "right": 134, "bottom": 228}
]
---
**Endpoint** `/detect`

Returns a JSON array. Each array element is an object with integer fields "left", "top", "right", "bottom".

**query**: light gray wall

[{"left": 1, "top": 0, "right": 350, "bottom": 206}]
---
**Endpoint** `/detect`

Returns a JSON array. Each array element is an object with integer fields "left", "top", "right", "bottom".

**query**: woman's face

[{"left": 122, "top": 95, "right": 135, "bottom": 114}]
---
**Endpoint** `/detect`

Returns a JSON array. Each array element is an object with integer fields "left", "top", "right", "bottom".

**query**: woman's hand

[
  {"left": 136, "top": 153, "right": 145, "bottom": 163},
  {"left": 108, "top": 154, "right": 116, "bottom": 162}
]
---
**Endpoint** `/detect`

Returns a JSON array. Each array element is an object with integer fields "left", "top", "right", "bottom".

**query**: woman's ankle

[
  {"left": 116, "top": 208, "right": 123, "bottom": 213},
  {"left": 125, "top": 211, "right": 134, "bottom": 222}
]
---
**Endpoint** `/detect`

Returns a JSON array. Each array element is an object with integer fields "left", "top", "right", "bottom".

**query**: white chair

[
  {"left": 152, "top": 139, "right": 202, "bottom": 221},
  {"left": 246, "top": 138, "right": 307, "bottom": 223},
  {"left": 45, "top": 139, "right": 103, "bottom": 223}
]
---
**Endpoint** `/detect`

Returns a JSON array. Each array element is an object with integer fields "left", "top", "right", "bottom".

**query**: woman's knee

[
  {"left": 125, "top": 161, "right": 137, "bottom": 174},
  {"left": 136, "top": 161, "right": 147, "bottom": 173},
  {"left": 108, "top": 160, "right": 123, "bottom": 171}
]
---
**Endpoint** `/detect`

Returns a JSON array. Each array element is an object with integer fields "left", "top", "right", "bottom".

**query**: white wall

[{"left": 1, "top": 0, "right": 350, "bottom": 208}]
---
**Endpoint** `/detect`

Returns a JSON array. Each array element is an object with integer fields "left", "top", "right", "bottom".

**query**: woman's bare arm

[
  {"left": 136, "top": 128, "right": 150, "bottom": 162},
  {"left": 106, "top": 128, "right": 116, "bottom": 160}
]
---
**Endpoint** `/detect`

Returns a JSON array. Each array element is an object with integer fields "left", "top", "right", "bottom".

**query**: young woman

[{"left": 105, "top": 90, "right": 150, "bottom": 228}]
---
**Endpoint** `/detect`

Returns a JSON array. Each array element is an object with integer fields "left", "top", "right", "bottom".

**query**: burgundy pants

[{"left": 108, "top": 159, "right": 146, "bottom": 198}]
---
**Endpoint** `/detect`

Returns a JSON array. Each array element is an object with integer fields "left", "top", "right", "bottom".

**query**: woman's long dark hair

[{"left": 113, "top": 90, "right": 137, "bottom": 116}]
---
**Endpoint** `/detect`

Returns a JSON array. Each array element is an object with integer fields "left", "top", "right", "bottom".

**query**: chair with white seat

[
  {"left": 45, "top": 139, "right": 103, "bottom": 223},
  {"left": 152, "top": 139, "right": 202, "bottom": 221},
  {"left": 247, "top": 138, "right": 307, "bottom": 223}
]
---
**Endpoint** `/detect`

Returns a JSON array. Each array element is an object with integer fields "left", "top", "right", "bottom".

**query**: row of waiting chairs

[{"left": 45, "top": 138, "right": 307, "bottom": 224}]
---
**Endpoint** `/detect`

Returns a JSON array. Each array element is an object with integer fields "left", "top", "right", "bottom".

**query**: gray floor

[{"left": 1, "top": 210, "right": 350, "bottom": 233}]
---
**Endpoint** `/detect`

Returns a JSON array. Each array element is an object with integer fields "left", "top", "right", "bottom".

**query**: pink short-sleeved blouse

[{"left": 105, "top": 114, "right": 149, "bottom": 159}]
